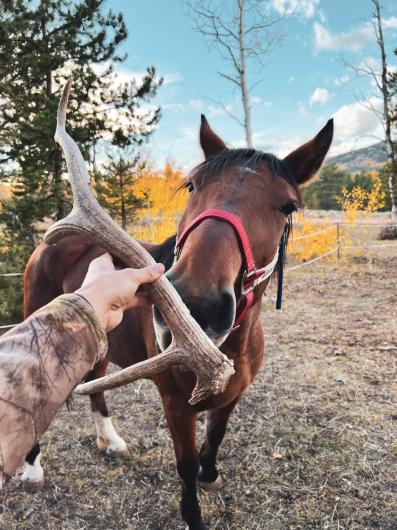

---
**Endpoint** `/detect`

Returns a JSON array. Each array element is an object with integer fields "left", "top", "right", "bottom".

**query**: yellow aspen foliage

[
  {"left": 289, "top": 175, "right": 385, "bottom": 263},
  {"left": 337, "top": 174, "right": 385, "bottom": 223},
  {"left": 336, "top": 174, "right": 385, "bottom": 256},
  {"left": 131, "top": 162, "right": 188, "bottom": 242},
  {"left": 289, "top": 215, "right": 337, "bottom": 262}
]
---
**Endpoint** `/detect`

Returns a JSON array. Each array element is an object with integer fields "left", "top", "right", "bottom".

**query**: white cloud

[
  {"left": 313, "top": 22, "right": 372, "bottom": 52},
  {"left": 271, "top": 0, "right": 319, "bottom": 19},
  {"left": 91, "top": 62, "right": 182, "bottom": 89},
  {"left": 314, "top": 17, "right": 397, "bottom": 53},
  {"left": 334, "top": 74, "right": 351, "bottom": 86},
  {"left": 248, "top": 132, "right": 308, "bottom": 158},
  {"left": 250, "top": 96, "right": 273, "bottom": 107},
  {"left": 163, "top": 99, "right": 204, "bottom": 113},
  {"left": 331, "top": 97, "right": 384, "bottom": 155},
  {"left": 188, "top": 99, "right": 204, "bottom": 110},
  {"left": 309, "top": 87, "right": 332, "bottom": 105},
  {"left": 208, "top": 104, "right": 234, "bottom": 118},
  {"left": 234, "top": 98, "right": 385, "bottom": 159},
  {"left": 383, "top": 16, "right": 397, "bottom": 30},
  {"left": 163, "top": 72, "right": 184, "bottom": 85}
]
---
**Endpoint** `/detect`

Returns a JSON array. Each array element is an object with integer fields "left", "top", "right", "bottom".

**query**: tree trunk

[
  {"left": 120, "top": 173, "right": 126, "bottom": 230},
  {"left": 238, "top": 0, "right": 253, "bottom": 148},
  {"left": 373, "top": 0, "right": 397, "bottom": 222}
]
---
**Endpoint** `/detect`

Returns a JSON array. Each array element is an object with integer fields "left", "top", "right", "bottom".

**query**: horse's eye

[
  {"left": 187, "top": 181, "right": 194, "bottom": 193},
  {"left": 279, "top": 202, "right": 297, "bottom": 216}
]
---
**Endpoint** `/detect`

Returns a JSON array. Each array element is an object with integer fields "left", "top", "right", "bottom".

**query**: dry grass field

[{"left": 0, "top": 253, "right": 396, "bottom": 529}]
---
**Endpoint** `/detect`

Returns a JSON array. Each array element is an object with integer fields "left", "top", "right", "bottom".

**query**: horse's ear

[
  {"left": 200, "top": 114, "right": 227, "bottom": 159},
  {"left": 283, "top": 119, "right": 334, "bottom": 185}
]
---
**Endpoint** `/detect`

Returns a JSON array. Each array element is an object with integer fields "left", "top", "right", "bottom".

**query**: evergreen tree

[
  {"left": 0, "top": 0, "right": 162, "bottom": 258},
  {"left": 95, "top": 152, "right": 143, "bottom": 230},
  {"left": 303, "top": 164, "right": 352, "bottom": 210}
]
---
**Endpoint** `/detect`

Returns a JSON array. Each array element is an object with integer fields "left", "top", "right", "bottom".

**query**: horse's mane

[{"left": 150, "top": 234, "right": 176, "bottom": 272}]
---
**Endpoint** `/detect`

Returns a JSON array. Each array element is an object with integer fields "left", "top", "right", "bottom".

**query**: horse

[{"left": 22, "top": 115, "right": 333, "bottom": 529}]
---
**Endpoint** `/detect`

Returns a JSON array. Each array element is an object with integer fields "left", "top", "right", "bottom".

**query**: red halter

[{"left": 175, "top": 209, "right": 279, "bottom": 328}]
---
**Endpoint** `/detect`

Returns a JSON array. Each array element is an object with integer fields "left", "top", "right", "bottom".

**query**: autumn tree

[
  {"left": 341, "top": 0, "right": 396, "bottom": 222},
  {"left": 184, "top": 0, "right": 285, "bottom": 147},
  {"left": 133, "top": 162, "right": 188, "bottom": 242},
  {"left": 0, "top": 0, "right": 162, "bottom": 259}
]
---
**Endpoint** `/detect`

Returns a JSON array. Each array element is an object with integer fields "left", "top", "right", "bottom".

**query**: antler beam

[{"left": 44, "top": 80, "right": 234, "bottom": 405}]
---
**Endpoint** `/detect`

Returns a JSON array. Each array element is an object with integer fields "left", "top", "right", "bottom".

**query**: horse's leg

[
  {"left": 21, "top": 443, "right": 44, "bottom": 491},
  {"left": 198, "top": 397, "right": 240, "bottom": 491},
  {"left": 87, "top": 358, "right": 128, "bottom": 455},
  {"left": 163, "top": 397, "right": 206, "bottom": 530}
]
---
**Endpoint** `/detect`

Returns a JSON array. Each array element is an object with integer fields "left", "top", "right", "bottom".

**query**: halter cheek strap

[{"left": 175, "top": 209, "right": 280, "bottom": 328}]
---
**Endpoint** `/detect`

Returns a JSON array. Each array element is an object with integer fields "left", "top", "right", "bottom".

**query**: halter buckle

[{"left": 241, "top": 269, "right": 258, "bottom": 295}]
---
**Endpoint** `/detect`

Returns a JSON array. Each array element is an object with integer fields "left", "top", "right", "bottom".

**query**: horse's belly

[{"left": 106, "top": 308, "right": 149, "bottom": 368}]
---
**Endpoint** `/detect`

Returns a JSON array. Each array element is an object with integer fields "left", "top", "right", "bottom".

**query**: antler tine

[
  {"left": 45, "top": 80, "right": 234, "bottom": 405},
  {"left": 55, "top": 79, "right": 90, "bottom": 197}
]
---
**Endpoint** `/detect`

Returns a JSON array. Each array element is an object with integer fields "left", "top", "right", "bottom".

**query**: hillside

[{"left": 328, "top": 141, "right": 387, "bottom": 173}]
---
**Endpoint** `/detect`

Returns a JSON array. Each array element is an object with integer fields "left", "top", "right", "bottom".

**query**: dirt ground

[{"left": 0, "top": 254, "right": 396, "bottom": 530}]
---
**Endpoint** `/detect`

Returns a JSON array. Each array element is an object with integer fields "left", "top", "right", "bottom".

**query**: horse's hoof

[
  {"left": 21, "top": 478, "right": 44, "bottom": 493},
  {"left": 21, "top": 460, "right": 44, "bottom": 493},
  {"left": 198, "top": 474, "right": 223, "bottom": 491},
  {"left": 96, "top": 436, "right": 129, "bottom": 456}
]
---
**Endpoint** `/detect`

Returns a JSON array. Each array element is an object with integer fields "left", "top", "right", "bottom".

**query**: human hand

[{"left": 75, "top": 253, "right": 164, "bottom": 332}]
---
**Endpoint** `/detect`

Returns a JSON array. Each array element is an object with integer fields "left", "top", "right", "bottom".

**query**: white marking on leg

[
  {"left": 93, "top": 411, "right": 128, "bottom": 454},
  {"left": 21, "top": 453, "right": 44, "bottom": 485}
]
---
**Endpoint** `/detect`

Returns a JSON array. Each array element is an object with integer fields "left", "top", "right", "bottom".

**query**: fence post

[{"left": 336, "top": 222, "right": 341, "bottom": 260}]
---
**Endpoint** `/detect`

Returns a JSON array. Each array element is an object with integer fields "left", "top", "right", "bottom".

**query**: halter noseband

[{"left": 174, "top": 208, "right": 283, "bottom": 329}]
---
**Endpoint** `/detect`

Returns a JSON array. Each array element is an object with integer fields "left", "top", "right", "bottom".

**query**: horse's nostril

[{"left": 191, "top": 288, "right": 236, "bottom": 335}]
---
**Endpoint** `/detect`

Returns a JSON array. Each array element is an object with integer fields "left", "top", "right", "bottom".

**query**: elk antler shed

[{"left": 44, "top": 80, "right": 234, "bottom": 405}]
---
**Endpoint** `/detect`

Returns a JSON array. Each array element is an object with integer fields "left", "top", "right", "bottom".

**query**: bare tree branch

[
  {"left": 203, "top": 95, "right": 244, "bottom": 127},
  {"left": 184, "top": 0, "right": 287, "bottom": 147}
]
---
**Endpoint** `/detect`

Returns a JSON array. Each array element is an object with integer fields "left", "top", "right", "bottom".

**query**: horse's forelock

[{"left": 185, "top": 148, "right": 301, "bottom": 204}]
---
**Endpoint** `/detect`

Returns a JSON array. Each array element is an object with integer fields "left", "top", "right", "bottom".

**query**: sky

[{"left": 106, "top": 0, "right": 397, "bottom": 169}]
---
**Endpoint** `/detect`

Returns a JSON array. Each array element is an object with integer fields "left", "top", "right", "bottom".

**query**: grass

[{"left": 0, "top": 254, "right": 396, "bottom": 529}]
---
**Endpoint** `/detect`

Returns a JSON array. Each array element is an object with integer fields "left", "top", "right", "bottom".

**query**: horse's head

[{"left": 154, "top": 115, "right": 333, "bottom": 349}]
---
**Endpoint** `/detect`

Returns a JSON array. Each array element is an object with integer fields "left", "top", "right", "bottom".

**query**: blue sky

[{"left": 106, "top": 0, "right": 397, "bottom": 169}]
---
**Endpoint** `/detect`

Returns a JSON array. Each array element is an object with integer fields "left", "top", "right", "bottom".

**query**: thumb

[{"left": 123, "top": 263, "right": 165, "bottom": 287}]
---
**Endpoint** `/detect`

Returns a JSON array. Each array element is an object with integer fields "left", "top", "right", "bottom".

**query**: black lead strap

[{"left": 276, "top": 229, "right": 286, "bottom": 310}]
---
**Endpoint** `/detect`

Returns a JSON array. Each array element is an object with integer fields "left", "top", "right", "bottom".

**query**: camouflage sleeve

[{"left": 0, "top": 294, "right": 107, "bottom": 487}]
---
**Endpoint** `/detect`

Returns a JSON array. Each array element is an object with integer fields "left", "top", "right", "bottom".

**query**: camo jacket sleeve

[{"left": 0, "top": 294, "right": 107, "bottom": 487}]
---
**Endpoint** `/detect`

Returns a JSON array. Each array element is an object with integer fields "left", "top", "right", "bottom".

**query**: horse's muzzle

[{"left": 153, "top": 274, "right": 236, "bottom": 350}]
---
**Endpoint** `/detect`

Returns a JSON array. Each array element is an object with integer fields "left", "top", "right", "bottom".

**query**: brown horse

[{"left": 22, "top": 116, "right": 333, "bottom": 529}]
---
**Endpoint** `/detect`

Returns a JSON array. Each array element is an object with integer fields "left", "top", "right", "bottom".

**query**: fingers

[
  {"left": 123, "top": 293, "right": 152, "bottom": 310},
  {"left": 87, "top": 253, "right": 115, "bottom": 275},
  {"left": 122, "top": 263, "right": 165, "bottom": 287}
]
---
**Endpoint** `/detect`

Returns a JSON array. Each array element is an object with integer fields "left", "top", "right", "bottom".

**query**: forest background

[{"left": 0, "top": 0, "right": 396, "bottom": 326}]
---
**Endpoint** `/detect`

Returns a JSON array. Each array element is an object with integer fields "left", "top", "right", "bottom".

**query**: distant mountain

[{"left": 328, "top": 142, "right": 387, "bottom": 173}]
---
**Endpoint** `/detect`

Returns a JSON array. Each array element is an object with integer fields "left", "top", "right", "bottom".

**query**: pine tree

[
  {"left": 95, "top": 152, "right": 144, "bottom": 230},
  {"left": 0, "top": 0, "right": 162, "bottom": 258},
  {"left": 303, "top": 164, "right": 352, "bottom": 211}
]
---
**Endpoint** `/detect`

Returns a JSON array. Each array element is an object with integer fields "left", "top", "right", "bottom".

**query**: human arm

[{"left": 0, "top": 254, "right": 164, "bottom": 487}]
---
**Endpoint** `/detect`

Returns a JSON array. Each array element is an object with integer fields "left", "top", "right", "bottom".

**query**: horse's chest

[{"left": 166, "top": 347, "right": 264, "bottom": 412}]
